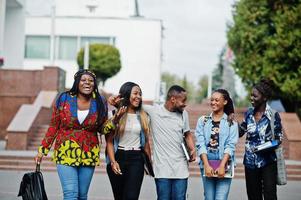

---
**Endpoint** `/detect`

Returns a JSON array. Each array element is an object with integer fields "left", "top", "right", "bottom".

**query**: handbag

[
  {"left": 270, "top": 109, "right": 287, "bottom": 185},
  {"left": 275, "top": 147, "right": 287, "bottom": 185},
  {"left": 208, "top": 160, "right": 228, "bottom": 171},
  {"left": 141, "top": 149, "right": 154, "bottom": 177},
  {"left": 207, "top": 160, "right": 234, "bottom": 178},
  {"left": 18, "top": 163, "right": 48, "bottom": 200}
]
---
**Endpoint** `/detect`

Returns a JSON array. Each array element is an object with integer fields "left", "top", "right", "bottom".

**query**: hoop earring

[{"left": 92, "top": 92, "right": 96, "bottom": 99}]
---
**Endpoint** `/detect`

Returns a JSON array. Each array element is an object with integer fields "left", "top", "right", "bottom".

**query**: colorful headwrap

[{"left": 74, "top": 69, "right": 96, "bottom": 80}]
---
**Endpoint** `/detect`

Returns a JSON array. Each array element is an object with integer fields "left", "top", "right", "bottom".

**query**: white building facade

[
  {"left": 0, "top": 0, "right": 26, "bottom": 68},
  {"left": 5, "top": 0, "right": 162, "bottom": 101}
]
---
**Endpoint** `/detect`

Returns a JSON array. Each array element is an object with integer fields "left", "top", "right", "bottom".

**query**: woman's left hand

[{"left": 216, "top": 165, "right": 226, "bottom": 178}]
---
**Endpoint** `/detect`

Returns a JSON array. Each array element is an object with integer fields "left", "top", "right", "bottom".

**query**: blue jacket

[
  {"left": 105, "top": 112, "right": 146, "bottom": 164},
  {"left": 243, "top": 104, "right": 283, "bottom": 169},
  {"left": 194, "top": 113, "right": 238, "bottom": 168}
]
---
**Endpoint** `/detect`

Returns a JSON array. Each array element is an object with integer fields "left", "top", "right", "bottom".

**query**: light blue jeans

[
  {"left": 57, "top": 164, "right": 95, "bottom": 200},
  {"left": 200, "top": 151, "right": 232, "bottom": 200},
  {"left": 155, "top": 178, "right": 188, "bottom": 200}
]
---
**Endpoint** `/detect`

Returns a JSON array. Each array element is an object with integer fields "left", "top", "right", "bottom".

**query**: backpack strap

[{"left": 270, "top": 109, "right": 277, "bottom": 140}]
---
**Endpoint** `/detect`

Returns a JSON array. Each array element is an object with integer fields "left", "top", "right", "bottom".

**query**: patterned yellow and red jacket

[{"left": 38, "top": 92, "right": 114, "bottom": 166}]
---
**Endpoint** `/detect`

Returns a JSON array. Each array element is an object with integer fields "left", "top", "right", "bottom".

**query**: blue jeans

[
  {"left": 57, "top": 164, "right": 95, "bottom": 200},
  {"left": 200, "top": 151, "right": 232, "bottom": 200},
  {"left": 155, "top": 178, "right": 188, "bottom": 200}
]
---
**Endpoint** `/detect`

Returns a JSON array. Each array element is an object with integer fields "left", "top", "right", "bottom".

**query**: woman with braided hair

[
  {"left": 195, "top": 89, "right": 238, "bottom": 200},
  {"left": 105, "top": 81, "right": 152, "bottom": 200},
  {"left": 34, "top": 69, "right": 113, "bottom": 200},
  {"left": 239, "top": 79, "right": 283, "bottom": 200}
]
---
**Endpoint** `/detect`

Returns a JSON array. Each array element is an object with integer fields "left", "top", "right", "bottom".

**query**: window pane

[
  {"left": 80, "top": 37, "right": 111, "bottom": 47},
  {"left": 59, "top": 36, "right": 77, "bottom": 60},
  {"left": 25, "top": 36, "right": 50, "bottom": 59}
]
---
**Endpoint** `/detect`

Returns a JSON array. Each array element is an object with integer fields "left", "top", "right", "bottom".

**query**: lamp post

[
  {"left": 207, "top": 72, "right": 212, "bottom": 99},
  {"left": 85, "top": 0, "right": 99, "bottom": 13},
  {"left": 0, "top": 0, "right": 6, "bottom": 67},
  {"left": 50, "top": 0, "right": 56, "bottom": 65},
  {"left": 84, "top": 42, "right": 89, "bottom": 70},
  {"left": 82, "top": 0, "right": 99, "bottom": 70}
]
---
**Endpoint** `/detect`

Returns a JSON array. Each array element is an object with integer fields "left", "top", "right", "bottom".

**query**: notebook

[{"left": 253, "top": 140, "right": 279, "bottom": 152}]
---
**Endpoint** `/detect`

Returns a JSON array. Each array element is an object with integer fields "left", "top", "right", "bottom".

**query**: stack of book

[{"left": 253, "top": 140, "right": 279, "bottom": 152}]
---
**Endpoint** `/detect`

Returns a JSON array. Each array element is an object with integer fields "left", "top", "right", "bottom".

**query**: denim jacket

[
  {"left": 243, "top": 104, "right": 283, "bottom": 169},
  {"left": 105, "top": 112, "right": 146, "bottom": 164},
  {"left": 195, "top": 113, "right": 238, "bottom": 168}
]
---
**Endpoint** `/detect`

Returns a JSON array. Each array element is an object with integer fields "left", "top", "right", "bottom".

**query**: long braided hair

[
  {"left": 57, "top": 69, "right": 107, "bottom": 128},
  {"left": 213, "top": 89, "right": 234, "bottom": 116},
  {"left": 115, "top": 82, "right": 150, "bottom": 138}
]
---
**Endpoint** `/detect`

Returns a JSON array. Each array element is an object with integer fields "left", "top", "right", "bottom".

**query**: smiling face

[
  {"left": 129, "top": 86, "right": 142, "bottom": 109},
  {"left": 210, "top": 92, "right": 227, "bottom": 113},
  {"left": 78, "top": 74, "right": 95, "bottom": 96},
  {"left": 250, "top": 88, "right": 266, "bottom": 108},
  {"left": 171, "top": 91, "right": 187, "bottom": 113}
]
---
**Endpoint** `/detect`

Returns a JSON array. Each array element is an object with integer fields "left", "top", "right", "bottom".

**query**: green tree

[
  {"left": 196, "top": 75, "right": 208, "bottom": 103},
  {"left": 227, "top": 0, "right": 301, "bottom": 112},
  {"left": 181, "top": 74, "right": 196, "bottom": 102},
  {"left": 212, "top": 47, "right": 225, "bottom": 91},
  {"left": 77, "top": 43, "right": 121, "bottom": 86},
  {"left": 161, "top": 72, "right": 196, "bottom": 102},
  {"left": 161, "top": 72, "right": 181, "bottom": 91}
]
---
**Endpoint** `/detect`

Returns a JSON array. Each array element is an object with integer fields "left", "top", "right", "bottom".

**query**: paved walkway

[{"left": 1, "top": 170, "right": 300, "bottom": 200}]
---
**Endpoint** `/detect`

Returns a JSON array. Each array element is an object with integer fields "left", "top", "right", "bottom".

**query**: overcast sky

[
  {"left": 139, "top": 0, "right": 236, "bottom": 84},
  {"left": 26, "top": 0, "right": 237, "bottom": 85}
]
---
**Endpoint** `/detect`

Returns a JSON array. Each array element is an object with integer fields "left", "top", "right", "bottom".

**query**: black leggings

[
  {"left": 107, "top": 150, "right": 144, "bottom": 200},
  {"left": 245, "top": 162, "right": 277, "bottom": 200}
]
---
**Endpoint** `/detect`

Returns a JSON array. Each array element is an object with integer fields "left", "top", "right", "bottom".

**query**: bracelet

[{"left": 110, "top": 161, "right": 117, "bottom": 165}]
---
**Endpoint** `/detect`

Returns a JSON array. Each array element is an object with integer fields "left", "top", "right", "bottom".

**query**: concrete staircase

[
  {"left": 27, "top": 125, "right": 49, "bottom": 151},
  {"left": 26, "top": 125, "right": 107, "bottom": 154}
]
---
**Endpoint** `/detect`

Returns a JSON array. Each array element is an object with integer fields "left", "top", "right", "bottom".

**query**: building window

[
  {"left": 80, "top": 36, "right": 113, "bottom": 47},
  {"left": 58, "top": 36, "right": 77, "bottom": 60},
  {"left": 25, "top": 36, "right": 50, "bottom": 59},
  {"left": 25, "top": 35, "right": 115, "bottom": 60}
]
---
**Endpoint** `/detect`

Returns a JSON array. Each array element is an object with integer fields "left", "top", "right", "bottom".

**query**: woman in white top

[{"left": 106, "top": 82, "right": 151, "bottom": 200}]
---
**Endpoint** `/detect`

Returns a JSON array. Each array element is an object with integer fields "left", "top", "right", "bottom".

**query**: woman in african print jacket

[{"left": 35, "top": 69, "right": 116, "bottom": 200}]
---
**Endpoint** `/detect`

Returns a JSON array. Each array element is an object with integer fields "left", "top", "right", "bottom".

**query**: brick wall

[{"left": 0, "top": 67, "right": 65, "bottom": 139}]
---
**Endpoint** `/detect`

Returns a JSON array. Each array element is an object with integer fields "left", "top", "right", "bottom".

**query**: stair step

[
  {"left": 0, "top": 165, "right": 107, "bottom": 173},
  {"left": 0, "top": 154, "right": 300, "bottom": 180}
]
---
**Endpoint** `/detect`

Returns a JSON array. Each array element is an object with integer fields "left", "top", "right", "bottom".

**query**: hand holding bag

[
  {"left": 18, "top": 163, "right": 48, "bottom": 200},
  {"left": 207, "top": 160, "right": 234, "bottom": 178}
]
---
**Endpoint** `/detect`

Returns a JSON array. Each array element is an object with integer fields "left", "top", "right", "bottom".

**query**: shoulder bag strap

[{"left": 270, "top": 109, "right": 276, "bottom": 140}]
